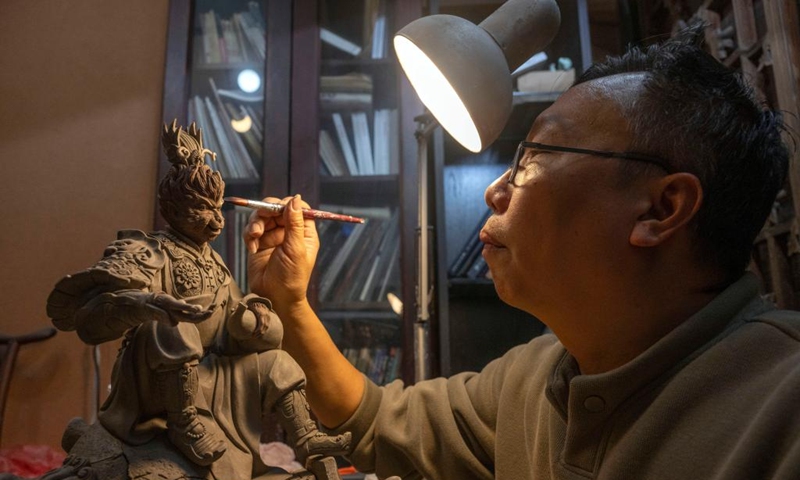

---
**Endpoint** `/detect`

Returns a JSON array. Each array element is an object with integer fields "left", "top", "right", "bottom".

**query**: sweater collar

[{"left": 546, "top": 272, "right": 770, "bottom": 422}]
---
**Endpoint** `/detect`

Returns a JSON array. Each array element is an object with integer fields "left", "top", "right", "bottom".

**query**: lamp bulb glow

[
  {"left": 237, "top": 69, "right": 261, "bottom": 93},
  {"left": 394, "top": 35, "right": 482, "bottom": 152}
]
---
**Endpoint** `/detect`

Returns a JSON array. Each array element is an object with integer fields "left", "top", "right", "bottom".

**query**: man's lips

[{"left": 479, "top": 229, "right": 503, "bottom": 248}]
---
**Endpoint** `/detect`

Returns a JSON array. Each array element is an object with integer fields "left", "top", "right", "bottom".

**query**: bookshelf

[
  {"left": 158, "top": 0, "right": 422, "bottom": 387},
  {"left": 431, "top": 0, "right": 592, "bottom": 376},
  {"left": 288, "top": 0, "right": 424, "bottom": 386}
]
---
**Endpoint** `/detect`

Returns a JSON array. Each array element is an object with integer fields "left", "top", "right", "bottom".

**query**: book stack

[
  {"left": 316, "top": 207, "right": 400, "bottom": 305},
  {"left": 320, "top": 73, "right": 373, "bottom": 112},
  {"left": 448, "top": 208, "right": 492, "bottom": 279},
  {"left": 342, "top": 345, "right": 402, "bottom": 384},
  {"left": 187, "top": 78, "right": 261, "bottom": 181},
  {"left": 195, "top": 2, "right": 266, "bottom": 66},
  {"left": 319, "top": 109, "right": 399, "bottom": 177},
  {"left": 209, "top": 206, "right": 252, "bottom": 291}
]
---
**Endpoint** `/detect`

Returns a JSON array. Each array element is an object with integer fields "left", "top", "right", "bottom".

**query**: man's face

[
  {"left": 171, "top": 195, "right": 225, "bottom": 246},
  {"left": 480, "top": 76, "right": 647, "bottom": 318}
]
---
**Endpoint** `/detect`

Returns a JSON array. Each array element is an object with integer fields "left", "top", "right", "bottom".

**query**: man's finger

[{"left": 283, "top": 194, "right": 306, "bottom": 257}]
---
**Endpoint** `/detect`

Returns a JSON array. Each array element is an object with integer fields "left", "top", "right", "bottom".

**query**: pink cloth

[{"left": 0, "top": 444, "right": 65, "bottom": 477}]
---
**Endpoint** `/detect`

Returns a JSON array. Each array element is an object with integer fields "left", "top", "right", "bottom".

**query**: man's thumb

[{"left": 283, "top": 194, "right": 306, "bottom": 252}]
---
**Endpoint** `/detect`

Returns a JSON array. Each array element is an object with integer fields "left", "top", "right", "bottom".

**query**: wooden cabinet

[
  {"left": 159, "top": 0, "right": 422, "bottom": 385},
  {"left": 638, "top": 0, "right": 800, "bottom": 308}
]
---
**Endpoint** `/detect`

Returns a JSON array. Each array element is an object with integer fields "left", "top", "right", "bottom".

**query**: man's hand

[
  {"left": 146, "top": 293, "right": 214, "bottom": 326},
  {"left": 244, "top": 195, "right": 320, "bottom": 308}
]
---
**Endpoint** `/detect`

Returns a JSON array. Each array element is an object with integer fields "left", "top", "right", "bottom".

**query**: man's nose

[{"left": 484, "top": 171, "right": 512, "bottom": 213}]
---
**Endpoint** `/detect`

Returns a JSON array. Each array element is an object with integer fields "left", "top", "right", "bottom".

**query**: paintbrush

[{"left": 224, "top": 196, "right": 365, "bottom": 224}]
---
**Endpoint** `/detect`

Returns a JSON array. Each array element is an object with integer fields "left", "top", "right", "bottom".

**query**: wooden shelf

[{"left": 322, "top": 58, "right": 396, "bottom": 68}]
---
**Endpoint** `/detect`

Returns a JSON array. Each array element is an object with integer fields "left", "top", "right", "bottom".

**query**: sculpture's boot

[
  {"left": 275, "top": 389, "right": 351, "bottom": 464},
  {"left": 157, "top": 361, "right": 227, "bottom": 466}
]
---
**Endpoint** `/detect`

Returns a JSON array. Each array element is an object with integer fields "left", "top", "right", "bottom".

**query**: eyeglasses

[{"left": 507, "top": 141, "right": 674, "bottom": 185}]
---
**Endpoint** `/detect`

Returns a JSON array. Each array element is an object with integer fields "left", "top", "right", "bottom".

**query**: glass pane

[
  {"left": 188, "top": 0, "right": 265, "bottom": 187},
  {"left": 187, "top": 0, "right": 267, "bottom": 288},
  {"left": 316, "top": 0, "right": 403, "bottom": 386}
]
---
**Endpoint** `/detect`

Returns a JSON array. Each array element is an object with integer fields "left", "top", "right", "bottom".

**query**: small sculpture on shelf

[{"left": 38, "top": 120, "right": 350, "bottom": 480}]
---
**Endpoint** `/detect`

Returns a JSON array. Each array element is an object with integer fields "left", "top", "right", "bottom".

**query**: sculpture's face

[{"left": 172, "top": 195, "right": 225, "bottom": 245}]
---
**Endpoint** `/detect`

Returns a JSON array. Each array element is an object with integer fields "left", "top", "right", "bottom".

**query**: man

[
  {"left": 244, "top": 28, "right": 799, "bottom": 479},
  {"left": 47, "top": 121, "right": 349, "bottom": 480}
]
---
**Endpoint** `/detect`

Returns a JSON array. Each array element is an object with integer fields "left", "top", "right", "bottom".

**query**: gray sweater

[{"left": 333, "top": 273, "right": 800, "bottom": 479}]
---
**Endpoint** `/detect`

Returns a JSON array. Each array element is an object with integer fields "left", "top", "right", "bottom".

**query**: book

[
  {"left": 237, "top": 9, "right": 266, "bottom": 60},
  {"left": 370, "top": 1, "right": 388, "bottom": 59},
  {"left": 388, "top": 109, "right": 400, "bottom": 174},
  {"left": 209, "top": 78, "right": 260, "bottom": 178},
  {"left": 320, "top": 73, "right": 373, "bottom": 93},
  {"left": 466, "top": 255, "right": 487, "bottom": 279},
  {"left": 334, "top": 217, "right": 388, "bottom": 303},
  {"left": 203, "top": 96, "right": 240, "bottom": 178},
  {"left": 190, "top": 96, "right": 229, "bottom": 177},
  {"left": 316, "top": 224, "right": 350, "bottom": 279},
  {"left": 201, "top": 10, "right": 223, "bottom": 64},
  {"left": 198, "top": 6, "right": 266, "bottom": 65},
  {"left": 351, "top": 112, "right": 374, "bottom": 175},
  {"left": 319, "top": 129, "right": 349, "bottom": 177},
  {"left": 361, "top": 0, "right": 380, "bottom": 58},
  {"left": 359, "top": 211, "right": 399, "bottom": 301},
  {"left": 320, "top": 27, "right": 362, "bottom": 56},
  {"left": 377, "top": 239, "right": 401, "bottom": 301},
  {"left": 319, "top": 92, "right": 372, "bottom": 111},
  {"left": 383, "top": 347, "right": 402, "bottom": 383},
  {"left": 318, "top": 223, "right": 368, "bottom": 301},
  {"left": 332, "top": 113, "right": 359, "bottom": 175},
  {"left": 355, "top": 347, "right": 372, "bottom": 374},
  {"left": 455, "top": 235, "right": 484, "bottom": 278},
  {"left": 368, "top": 346, "right": 389, "bottom": 384},
  {"left": 449, "top": 208, "right": 492, "bottom": 278},
  {"left": 372, "top": 109, "right": 393, "bottom": 175},
  {"left": 220, "top": 19, "right": 244, "bottom": 63}
]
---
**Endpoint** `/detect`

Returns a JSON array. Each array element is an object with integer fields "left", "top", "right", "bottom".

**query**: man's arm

[{"left": 245, "top": 195, "right": 363, "bottom": 427}]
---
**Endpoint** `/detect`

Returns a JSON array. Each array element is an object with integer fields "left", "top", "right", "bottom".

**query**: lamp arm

[{"left": 414, "top": 113, "right": 439, "bottom": 383}]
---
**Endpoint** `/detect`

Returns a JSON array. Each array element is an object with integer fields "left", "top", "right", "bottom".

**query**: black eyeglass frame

[{"left": 507, "top": 141, "right": 674, "bottom": 185}]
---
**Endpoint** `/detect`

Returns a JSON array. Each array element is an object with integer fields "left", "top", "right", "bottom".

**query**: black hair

[{"left": 574, "top": 22, "right": 791, "bottom": 279}]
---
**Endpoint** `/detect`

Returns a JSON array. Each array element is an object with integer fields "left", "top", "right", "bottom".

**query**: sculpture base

[{"left": 0, "top": 419, "right": 339, "bottom": 480}]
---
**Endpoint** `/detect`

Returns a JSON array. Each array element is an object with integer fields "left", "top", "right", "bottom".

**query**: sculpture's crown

[{"left": 161, "top": 119, "right": 217, "bottom": 167}]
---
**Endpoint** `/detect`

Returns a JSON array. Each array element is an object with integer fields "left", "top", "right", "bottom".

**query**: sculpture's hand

[
  {"left": 244, "top": 195, "right": 319, "bottom": 308},
  {"left": 147, "top": 293, "right": 214, "bottom": 326},
  {"left": 248, "top": 300, "right": 276, "bottom": 338}
]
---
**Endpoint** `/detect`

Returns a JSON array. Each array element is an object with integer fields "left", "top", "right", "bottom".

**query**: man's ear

[{"left": 630, "top": 173, "right": 703, "bottom": 247}]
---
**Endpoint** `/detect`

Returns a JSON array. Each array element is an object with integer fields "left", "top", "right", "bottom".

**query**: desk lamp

[{"left": 394, "top": 0, "right": 561, "bottom": 381}]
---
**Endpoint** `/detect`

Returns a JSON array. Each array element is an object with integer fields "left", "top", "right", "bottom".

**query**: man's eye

[{"left": 519, "top": 149, "right": 541, "bottom": 167}]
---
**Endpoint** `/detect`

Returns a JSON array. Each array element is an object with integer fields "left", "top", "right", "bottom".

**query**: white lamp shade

[
  {"left": 394, "top": 0, "right": 561, "bottom": 152},
  {"left": 394, "top": 15, "right": 512, "bottom": 153}
]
